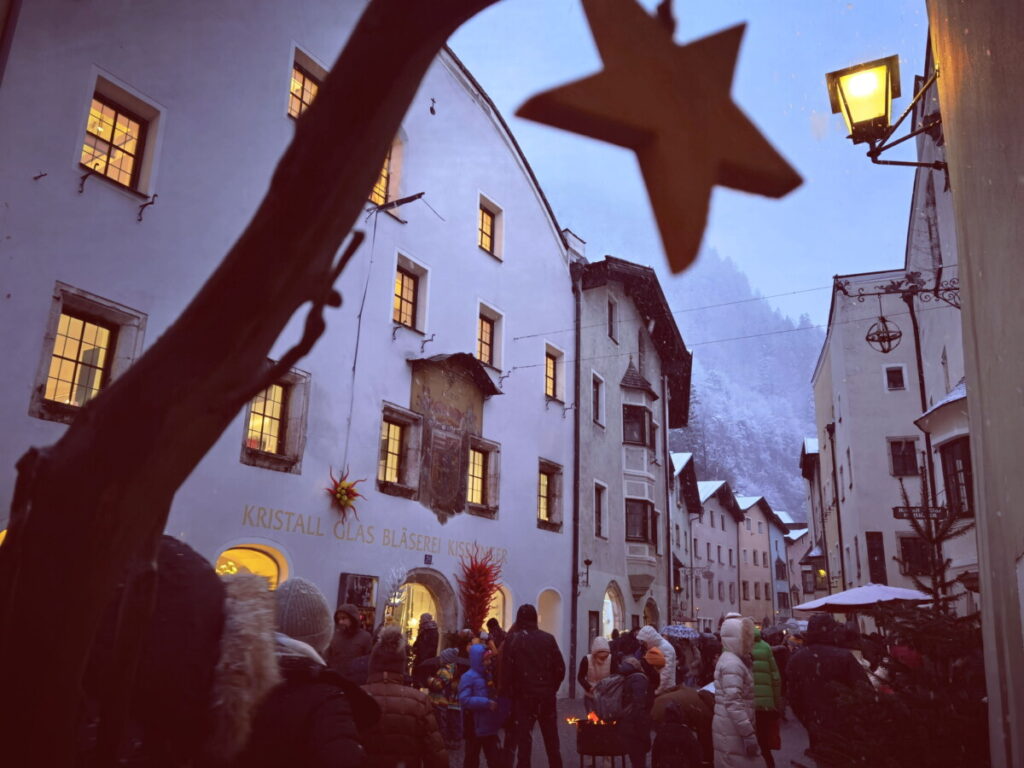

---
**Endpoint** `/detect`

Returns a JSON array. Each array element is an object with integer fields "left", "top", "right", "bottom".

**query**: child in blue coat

[{"left": 458, "top": 644, "right": 509, "bottom": 768}]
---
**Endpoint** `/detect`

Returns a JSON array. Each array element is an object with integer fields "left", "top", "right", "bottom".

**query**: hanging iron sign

[{"left": 892, "top": 505, "right": 949, "bottom": 521}]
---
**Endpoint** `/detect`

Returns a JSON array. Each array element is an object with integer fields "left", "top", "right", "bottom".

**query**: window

[
  {"left": 775, "top": 560, "right": 787, "bottom": 580},
  {"left": 729, "top": 583, "right": 736, "bottom": 603},
  {"left": 370, "top": 146, "right": 393, "bottom": 206},
  {"left": 705, "top": 542, "right": 711, "bottom": 560},
  {"left": 695, "top": 578, "right": 701, "bottom": 599},
  {"left": 393, "top": 267, "right": 418, "bottom": 328},
  {"left": 477, "top": 196, "right": 503, "bottom": 258},
  {"left": 478, "top": 205, "right": 496, "bottom": 253},
  {"left": 622, "top": 404, "right": 652, "bottom": 447},
  {"left": 637, "top": 328, "right": 646, "bottom": 376},
  {"left": 288, "top": 63, "right": 320, "bottom": 118},
  {"left": 865, "top": 531, "right": 887, "bottom": 584},
  {"left": 885, "top": 365, "right": 906, "bottom": 391},
  {"left": 757, "top": 521, "right": 764, "bottom": 534},
  {"left": 720, "top": 515, "right": 725, "bottom": 531},
  {"left": 742, "top": 581, "right": 750, "bottom": 601},
  {"left": 753, "top": 550, "right": 759, "bottom": 566},
  {"left": 718, "top": 582, "right": 724, "bottom": 601},
  {"left": 941, "top": 347, "right": 950, "bottom": 393},
  {"left": 764, "top": 551, "right": 769, "bottom": 568},
  {"left": 476, "top": 315, "right": 494, "bottom": 365},
  {"left": 216, "top": 545, "right": 286, "bottom": 591},
  {"left": 594, "top": 483, "right": 606, "bottom": 538},
  {"left": 898, "top": 535, "right": 931, "bottom": 576},
  {"left": 743, "top": 549, "right": 748, "bottom": 564},
  {"left": 888, "top": 438, "right": 919, "bottom": 476},
  {"left": 30, "top": 283, "right": 147, "bottom": 424},
  {"left": 802, "top": 571, "right": 815, "bottom": 593},
  {"left": 745, "top": 517, "right": 751, "bottom": 531},
  {"left": 940, "top": 437, "right": 974, "bottom": 517},
  {"left": 707, "top": 574, "right": 714, "bottom": 597},
  {"left": 847, "top": 447, "right": 854, "bottom": 488},
  {"left": 592, "top": 373, "right": 605, "bottom": 425},
  {"left": 694, "top": 537, "right": 700, "bottom": 557},
  {"left": 626, "top": 499, "right": 655, "bottom": 543},
  {"left": 729, "top": 548, "right": 734, "bottom": 566},
  {"left": 376, "top": 420, "right": 405, "bottom": 483},
  {"left": 608, "top": 298, "right": 618, "bottom": 341},
  {"left": 717, "top": 545, "right": 723, "bottom": 564},
  {"left": 537, "top": 459, "right": 563, "bottom": 531},
  {"left": 246, "top": 384, "right": 287, "bottom": 454},
  {"left": 778, "top": 592, "right": 790, "bottom": 610},
  {"left": 81, "top": 94, "right": 147, "bottom": 190},
  {"left": 43, "top": 312, "right": 114, "bottom": 410},
  {"left": 754, "top": 582, "right": 761, "bottom": 600},
  {"left": 468, "top": 449, "right": 487, "bottom": 505},
  {"left": 376, "top": 403, "right": 423, "bottom": 497},
  {"left": 674, "top": 524, "right": 681, "bottom": 547},
  {"left": 241, "top": 366, "right": 311, "bottom": 474},
  {"left": 544, "top": 344, "right": 565, "bottom": 401}
]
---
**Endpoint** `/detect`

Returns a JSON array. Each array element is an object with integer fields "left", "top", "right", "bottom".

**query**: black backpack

[{"left": 592, "top": 674, "right": 629, "bottom": 722}]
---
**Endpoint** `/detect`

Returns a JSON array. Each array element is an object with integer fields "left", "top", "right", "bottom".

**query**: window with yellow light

[{"left": 215, "top": 546, "right": 283, "bottom": 590}]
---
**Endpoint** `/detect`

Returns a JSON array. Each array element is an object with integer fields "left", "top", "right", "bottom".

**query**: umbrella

[
  {"left": 794, "top": 583, "right": 930, "bottom": 612},
  {"left": 661, "top": 624, "right": 700, "bottom": 640}
]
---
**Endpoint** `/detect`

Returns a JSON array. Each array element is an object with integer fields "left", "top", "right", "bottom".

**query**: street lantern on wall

[
  {"left": 825, "top": 54, "right": 946, "bottom": 171},
  {"left": 826, "top": 55, "right": 901, "bottom": 145}
]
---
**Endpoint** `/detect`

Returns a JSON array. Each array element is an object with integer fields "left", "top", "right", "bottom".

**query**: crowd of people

[{"left": 74, "top": 537, "right": 940, "bottom": 768}]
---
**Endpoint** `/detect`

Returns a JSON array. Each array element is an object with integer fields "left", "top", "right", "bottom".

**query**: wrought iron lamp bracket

[{"left": 865, "top": 68, "right": 947, "bottom": 172}]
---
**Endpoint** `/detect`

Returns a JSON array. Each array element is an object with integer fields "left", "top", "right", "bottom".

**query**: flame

[
  {"left": 588, "top": 712, "right": 600, "bottom": 724},
  {"left": 565, "top": 712, "right": 616, "bottom": 726}
]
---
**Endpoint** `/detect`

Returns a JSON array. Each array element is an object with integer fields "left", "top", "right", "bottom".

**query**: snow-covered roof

[
  {"left": 734, "top": 495, "right": 764, "bottom": 511},
  {"left": 785, "top": 528, "right": 809, "bottom": 544},
  {"left": 775, "top": 510, "right": 795, "bottom": 526},
  {"left": 671, "top": 452, "right": 693, "bottom": 474},
  {"left": 698, "top": 481, "right": 726, "bottom": 503},
  {"left": 915, "top": 378, "right": 967, "bottom": 430},
  {"left": 803, "top": 437, "right": 819, "bottom": 455}
]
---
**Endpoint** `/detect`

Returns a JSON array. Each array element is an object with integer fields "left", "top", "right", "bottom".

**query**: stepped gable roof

[
  {"left": 580, "top": 256, "right": 692, "bottom": 428},
  {"left": 407, "top": 353, "right": 503, "bottom": 397},
  {"left": 620, "top": 359, "right": 659, "bottom": 399}
]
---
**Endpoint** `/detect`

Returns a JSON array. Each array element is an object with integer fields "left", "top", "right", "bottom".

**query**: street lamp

[
  {"left": 825, "top": 55, "right": 900, "bottom": 145},
  {"left": 825, "top": 54, "right": 946, "bottom": 171}
]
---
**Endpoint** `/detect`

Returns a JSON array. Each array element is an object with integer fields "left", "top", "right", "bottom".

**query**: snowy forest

[{"left": 664, "top": 249, "right": 825, "bottom": 522}]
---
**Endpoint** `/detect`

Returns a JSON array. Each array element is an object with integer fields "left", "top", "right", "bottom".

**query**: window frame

[
  {"left": 477, "top": 314, "right": 495, "bottom": 366},
  {"left": 375, "top": 402, "right": 423, "bottom": 498},
  {"left": 888, "top": 437, "right": 920, "bottom": 476},
  {"left": 536, "top": 458, "right": 563, "bottom": 532},
  {"left": 81, "top": 92, "right": 148, "bottom": 191},
  {"left": 591, "top": 371, "right": 606, "bottom": 426},
  {"left": 477, "top": 195, "right": 503, "bottom": 259},
  {"left": 240, "top": 365, "right": 311, "bottom": 474},
  {"left": 622, "top": 404, "right": 652, "bottom": 447},
  {"left": 607, "top": 297, "right": 618, "bottom": 342},
  {"left": 884, "top": 364, "right": 907, "bottom": 392},
  {"left": 29, "top": 282, "right": 147, "bottom": 425},
  {"left": 625, "top": 498, "right": 654, "bottom": 543},
  {"left": 594, "top": 481, "right": 608, "bottom": 539},
  {"left": 377, "top": 418, "right": 405, "bottom": 485},
  {"left": 544, "top": 343, "right": 566, "bottom": 402},
  {"left": 466, "top": 435, "right": 501, "bottom": 516},
  {"left": 940, "top": 436, "right": 974, "bottom": 518},
  {"left": 475, "top": 303, "right": 503, "bottom": 370},
  {"left": 287, "top": 61, "right": 321, "bottom": 119},
  {"left": 897, "top": 534, "right": 931, "bottom": 576},
  {"left": 370, "top": 145, "right": 393, "bottom": 206},
  {"left": 393, "top": 266, "right": 419, "bottom": 329}
]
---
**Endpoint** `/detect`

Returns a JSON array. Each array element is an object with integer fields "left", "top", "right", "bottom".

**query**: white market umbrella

[{"left": 794, "top": 583, "right": 930, "bottom": 613}]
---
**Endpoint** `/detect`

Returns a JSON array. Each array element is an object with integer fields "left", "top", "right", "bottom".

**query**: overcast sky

[{"left": 450, "top": 0, "right": 929, "bottom": 325}]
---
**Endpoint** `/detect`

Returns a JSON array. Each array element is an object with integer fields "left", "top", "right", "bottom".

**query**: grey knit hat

[
  {"left": 370, "top": 626, "right": 408, "bottom": 674},
  {"left": 274, "top": 578, "right": 333, "bottom": 655}
]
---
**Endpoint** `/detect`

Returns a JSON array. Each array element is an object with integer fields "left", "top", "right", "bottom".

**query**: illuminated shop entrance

[
  {"left": 396, "top": 582, "right": 439, "bottom": 644},
  {"left": 215, "top": 544, "right": 286, "bottom": 590},
  {"left": 602, "top": 584, "right": 624, "bottom": 639}
]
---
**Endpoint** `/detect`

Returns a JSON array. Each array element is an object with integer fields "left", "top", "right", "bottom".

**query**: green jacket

[{"left": 752, "top": 629, "right": 781, "bottom": 710}]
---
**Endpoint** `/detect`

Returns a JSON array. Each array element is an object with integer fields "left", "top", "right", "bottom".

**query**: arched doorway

[
  {"left": 396, "top": 567, "right": 457, "bottom": 644},
  {"left": 484, "top": 585, "right": 509, "bottom": 631},
  {"left": 537, "top": 588, "right": 563, "bottom": 647},
  {"left": 602, "top": 582, "right": 625, "bottom": 638},
  {"left": 215, "top": 543, "right": 288, "bottom": 590},
  {"left": 643, "top": 598, "right": 660, "bottom": 628}
]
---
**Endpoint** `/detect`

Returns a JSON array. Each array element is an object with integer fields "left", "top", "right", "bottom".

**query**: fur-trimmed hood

[{"left": 720, "top": 616, "right": 754, "bottom": 657}]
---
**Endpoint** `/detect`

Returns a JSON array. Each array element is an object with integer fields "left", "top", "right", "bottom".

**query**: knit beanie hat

[
  {"left": 274, "top": 578, "right": 333, "bottom": 656},
  {"left": 644, "top": 645, "right": 667, "bottom": 669},
  {"left": 370, "top": 626, "right": 407, "bottom": 674}
]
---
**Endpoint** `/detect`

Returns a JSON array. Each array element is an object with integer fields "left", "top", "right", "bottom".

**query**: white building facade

[
  {"left": 692, "top": 481, "right": 742, "bottom": 631},
  {"left": 0, "top": 0, "right": 581, "bottom": 660}
]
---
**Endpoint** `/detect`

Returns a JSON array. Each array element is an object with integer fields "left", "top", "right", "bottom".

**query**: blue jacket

[{"left": 458, "top": 645, "right": 508, "bottom": 736}]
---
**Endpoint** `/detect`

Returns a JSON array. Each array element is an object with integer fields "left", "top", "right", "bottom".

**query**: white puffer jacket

[
  {"left": 712, "top": 617, "right": 762, "bottom": 768},
  {"left": 635, "top": 625, "right": 676, "bottom": 695}
]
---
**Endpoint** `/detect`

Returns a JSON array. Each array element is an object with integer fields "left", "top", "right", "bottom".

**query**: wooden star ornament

[{"left": 517, "top": 0, "right": 802, "bottom": 273}]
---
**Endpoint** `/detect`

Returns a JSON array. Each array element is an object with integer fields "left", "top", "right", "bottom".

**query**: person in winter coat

[
  {"left": 576, "top": 636, "right": 614, "bottom": 711},
  {"left": 712, "top": 616, "right": 762, "bottom": 768},
  {"left": 651, "top": 685, "right": 715, "bottom": 766},
  {"left": 412, "top": 613, "right": 440, "bottom": 687},
  {"left": 500, "top": 604, "right": 566, "bottom": 768},
  {"left": 486, "top": 618, "right": 507, "bottom": 649},
  {"left": 751, "top": 628, "right": 782, "bottom": 768},
  {"left": 636, "top": 626, "right": 677, "bottom": 696},
  {"left": 361, "top": 626, "right": 448, "bottom": 768},
  {"left": 327, "top": 604, "right": 373, "bottom": 681},
  {"left": 618, "top": 656, "right": 653, "bottom": 768},
  {"left": 236, "top": 577, "right": 381, "bottom": 768},
  {"left": 459, "top": 644, "right": 509, "bottom": 768},
  {"left": 428, "top": 648, "right": 464, "bottom": 750},
  {"left": 651, "top": 700, "right": 703, "bottom": 768},
  {"left": 786, "top": 614, "right": 871, "bottom": 763}
]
